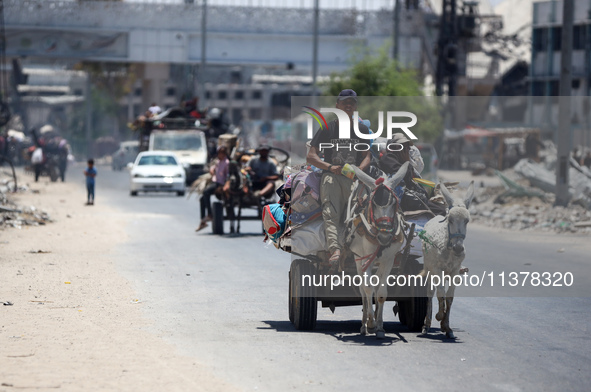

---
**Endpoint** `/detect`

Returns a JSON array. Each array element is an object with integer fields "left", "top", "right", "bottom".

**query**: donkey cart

[
  {"left": 210, "top": 146, "right": 290, "bottom": 235},
  {"left": 280, "top": 219, "right": 429, "bottom": 332},
  {"left": 211, "top": 195, "right": 273, "bottom": 235}
]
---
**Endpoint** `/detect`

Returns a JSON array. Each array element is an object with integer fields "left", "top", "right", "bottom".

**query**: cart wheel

[
  {"left": 400, "top": 256, "right": 428, "bottom": 331},
  {"left": 397, "top": 301, "right": 408, "bottom": 326},
  {"left": 49, "top": 166, "right": 59, "bottom": 182},
  {"left": 288, "top": 270, "right": 294, "bottom": 323},
  {"left": 212, "top": 201, "right": 224, "bottom": 235},
  {"left": 405, "top": 295, "right": 428, "bottom": 332},
  {"left": 398, "top": 288, "right": 428, "bottom": 332},
  {"left": 289, "top": 259, "right": 317, "bottom": 330}
]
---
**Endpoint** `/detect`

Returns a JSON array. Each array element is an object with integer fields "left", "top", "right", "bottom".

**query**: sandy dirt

[{"left": 0, "top": 171, "right": 237, "bottom": 392}]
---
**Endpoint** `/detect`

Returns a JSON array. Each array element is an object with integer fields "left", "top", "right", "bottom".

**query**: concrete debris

[
  {"left": 573, "top": 221, "right": 591, "bottom": 228},
  {"left": 470, "top": 195, "right": 591, "bottom": 234},
  {"left": 514, "top": 158, "right": 591, "bottom": 209},
  {"left": 0, "top": 188, "right": 53, "bottom": 229},
  {"left": 467, "top": 139, "right": 591, "bottom": 234},
  {"left": 470, "top": 171, "right": 591, "bottom": 234}
]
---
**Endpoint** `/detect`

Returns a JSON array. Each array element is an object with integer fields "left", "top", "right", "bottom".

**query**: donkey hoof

[
  {"left": 376, "top": 330, "right": 386, "bottom": 339},
  {"left": 446, "top": 330, "right": 456, "bottom": 339},
  {"left": 367, "top": 326, "right": 378, "bottom": 334},
  {"left": 421, "top": 326, "right": 429, "bottom": 335},
  {"left": 360, "top": 326, "right": 367, "bottom": 336}
]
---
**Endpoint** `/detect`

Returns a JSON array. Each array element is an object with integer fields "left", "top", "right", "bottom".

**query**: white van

[{"left": 149, "top": 129, "right": 208, "bottom": 184}]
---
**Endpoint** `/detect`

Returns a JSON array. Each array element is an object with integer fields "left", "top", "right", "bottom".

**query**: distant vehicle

[
  {"left": 130, "top": 107, "right": 212, "bottom": 184},
  {"left": 112, "top": 141, "right": 139, "bottom": 171},
  {"left": 129, "top": 151, "right": 186, "bottom": 196},
  {"left": 148, "top": 129, "right": 207, "bottom": 185}
]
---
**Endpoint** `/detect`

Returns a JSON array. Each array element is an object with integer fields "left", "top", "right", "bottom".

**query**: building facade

[{"left": 531, "top": 0, "right": 591, "bottom": 97}]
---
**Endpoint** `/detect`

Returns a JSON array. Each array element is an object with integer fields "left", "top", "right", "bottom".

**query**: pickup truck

[{"left": 149, "top": 129, "right": 207, "bottom": 185}]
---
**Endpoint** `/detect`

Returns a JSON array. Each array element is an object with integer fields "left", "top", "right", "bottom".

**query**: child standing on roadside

[{"left": 84, "top": 159, "right": 97, "bottom": 205}]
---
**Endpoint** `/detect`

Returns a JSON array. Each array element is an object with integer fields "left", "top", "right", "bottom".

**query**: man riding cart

[
  {"left": 244, "top": 145, "right": 280, "bottom": 199},
  {"left": 261, "top": 91, "right": 449, "bottom": 331},
  {"left": 191, "top": 137, "right": 288, "bottom": 235}
]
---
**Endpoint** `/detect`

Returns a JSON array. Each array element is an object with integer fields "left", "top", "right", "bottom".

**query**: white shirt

[
  {"left": 409, "top": 145, "right": 424, "bottom": 174},
  {"left": 148, "top": 105, "right": 162, "bottom": 115}
]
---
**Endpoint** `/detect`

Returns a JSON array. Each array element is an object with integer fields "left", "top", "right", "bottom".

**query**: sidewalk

[{"left": 0, "top": 172, "right": 235, "bottom": 391}]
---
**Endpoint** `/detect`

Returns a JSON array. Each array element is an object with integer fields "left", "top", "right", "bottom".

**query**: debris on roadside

[
  {"left": 0, "top": 187, "right": 53, "bottom": 229},
  {"left": 470, "top": 178, "right": 591, "bottom": 234},
  {"left": 468, "top": 143, "right": 591, "bottom": 234}
]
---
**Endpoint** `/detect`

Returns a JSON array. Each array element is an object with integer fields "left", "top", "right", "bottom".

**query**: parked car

[
  {"left": 129, "top": 151, "right": 186, "bottom": 196},
  {"left": 112, "top": 141, "right": 139, "bottom": 171}
]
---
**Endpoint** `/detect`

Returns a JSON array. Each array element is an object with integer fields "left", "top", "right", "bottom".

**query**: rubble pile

[
  {"left": 471, "top": 196, "right": 591, "bottom": 233},
  {"left": 0, "top": 188, "right": 53, "bottom": 229},
  {"left": 468, "top": 165, "right": 591, "bottom": 234}
]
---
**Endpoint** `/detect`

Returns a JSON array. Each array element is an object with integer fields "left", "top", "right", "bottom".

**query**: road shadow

[
  {"left": 225, "top": 231, "right": 264, "bottom": 238},
  {"left": 259, "top": 320, "right": 414, "bottom": 346},
  {"left": 130, "top": 193, "right": 184, "bottom": 198},
  {"left": 416, "top": 327, "right": 466, "bottom": 343},
  {"left": 198, "top": 231, "right": 263, "bottom": 238}
]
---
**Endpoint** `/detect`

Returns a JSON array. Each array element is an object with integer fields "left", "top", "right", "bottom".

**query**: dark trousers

[
  {"left": 200, "top": 182, "right": 221, "bottom": 219},
  {"left": 34, "top": 164, "right": 42, "bottom": 182},
  {"left": 87, "top": 183, "right": 95, "bottom": 202}
]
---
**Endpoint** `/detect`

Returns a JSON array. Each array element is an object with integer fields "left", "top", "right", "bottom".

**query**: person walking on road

[{"left": 84, "top": 159, "right": 97, "bottom": 205}]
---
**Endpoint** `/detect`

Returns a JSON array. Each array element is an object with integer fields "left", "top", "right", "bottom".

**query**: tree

[
  {"left": 322, "top": 47, "right": 443, "bottom": 142},
  {"left": 71, "top": 62, "right": 137, "bottom": 139},
  {"left": 325, "top": 47, "right": 423, "bottom": 97}
]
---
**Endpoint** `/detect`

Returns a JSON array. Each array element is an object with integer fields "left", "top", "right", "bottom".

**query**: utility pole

[
  {"left": 586, "top": 0, "right": 591, "bottom": 150},
  {"left": 447, "top": 0, "right": 457, "bottom": 97},
  {"left": 85, "top": 73, "right": 92, "bottom": 159},
  {"left": 435, "top": 0, "right": 458, "bottom": 97},
  {"left": 393, "top": 0, "right": 399, "bottom": 63},
  {"left": 556, "top": 0, "right": 574, "bottom": 207},
  {"left": 312, "top": 0, "right": 319, "bottom": 101},
  {"left": 200, "top": 0, "right": 207, "bottom": 104}
]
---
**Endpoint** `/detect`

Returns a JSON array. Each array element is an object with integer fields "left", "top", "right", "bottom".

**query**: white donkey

[
  {"left": 346, "top": 162, "right": 409, "bottom": 338},
  {"left": 419, "top": 181, "right": 475, "bottom": 339}
]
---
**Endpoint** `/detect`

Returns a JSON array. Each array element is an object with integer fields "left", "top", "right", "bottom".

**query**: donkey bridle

[{"left": 439, "top": 213, "right": 466, "bottom": 249}]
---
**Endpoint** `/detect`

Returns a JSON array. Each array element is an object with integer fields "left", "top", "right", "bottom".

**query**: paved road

[{"left": 101, "top": 166, "right": 591, "bottom": 392}]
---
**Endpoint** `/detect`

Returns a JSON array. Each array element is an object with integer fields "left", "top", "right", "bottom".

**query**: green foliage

[
  {"left": 325, "top": 48, "right": 423, "bottom": 97},
  {"left": 322, "top": 47, "right": 443, "bottom": 142},
  {"left": 68, "top": 62, "right": 136, "bottom": 143},
  {"left": 74, "top": 62, "right": 136, "bottom": 113}
]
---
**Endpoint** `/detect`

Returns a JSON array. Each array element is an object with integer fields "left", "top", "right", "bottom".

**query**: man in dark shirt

[
  {"left": 306, "top": 89, "right": 371, "bottom": 267},
  {"left": 246, "top": 145, "right": 279, "bottom": 198}
]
